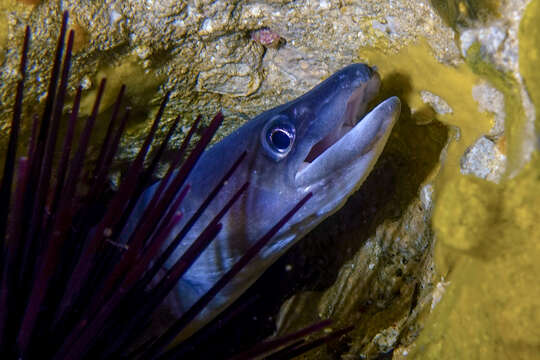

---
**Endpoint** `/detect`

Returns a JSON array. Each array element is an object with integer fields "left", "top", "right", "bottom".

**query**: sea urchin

[{"left": 0, "top": 11, "right": 355, "bottom": 360}]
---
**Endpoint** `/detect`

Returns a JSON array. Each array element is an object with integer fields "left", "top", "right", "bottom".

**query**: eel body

[{"left": 129, "top": 64, "right": 401, "bottom": 338}]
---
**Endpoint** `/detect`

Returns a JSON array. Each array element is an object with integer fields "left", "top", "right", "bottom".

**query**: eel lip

[{"left": 295, "top": 96, "right": 401, "bottom": 187}]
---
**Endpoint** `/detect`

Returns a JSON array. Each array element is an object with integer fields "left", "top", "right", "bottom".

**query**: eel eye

[
  {"left": 270, "top": 127, "right": 292, "bottom": 150},
  {"left": 261, "top": 115, "right": 295, "bottom": 161}
]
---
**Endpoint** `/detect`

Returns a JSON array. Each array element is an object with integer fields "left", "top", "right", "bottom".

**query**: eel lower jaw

[{"left": 295, "top": 96, "right": 401, "bottom": 187}]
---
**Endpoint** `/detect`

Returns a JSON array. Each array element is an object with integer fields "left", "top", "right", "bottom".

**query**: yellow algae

[
  {"left": 360, "top": 37, "right": 539, "bottom": 359},
  {"left": 0, "top": 21, "right": 6, "bottom": 64},
  {"left": 520, "top": 0, "right": 540, "bottom": 132},
  {"left": 390, "top": 9, "right": 540, "bottom": 357},
  {"left": 16, "top": 0, "right": 41, "bottom": 5},
  {"left": 0, "top": 1, "right": 12, "bottom": 61},
  {"left": 432, "top": 175, "right": 499, "bottom": 254},
  {"left": 79, "top": 54, "right": 163, "bottom": 117},
  {"left": 430, "top": 0, "right": 500, "bottom": 28},
  {"left": 68, "top": 19, "right": 90, "bottom": 54},
  {"left": 411, "top": 154, "right": 540, "bottom": 360},
  {"left": 359, "top": 41, "right": 492, "bottom": 180}
]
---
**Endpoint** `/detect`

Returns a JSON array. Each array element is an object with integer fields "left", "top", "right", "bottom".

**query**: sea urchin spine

[
  {"left": 0, "top": 10, "right": 368, "bottom": 360},
  {"left": 0, "top": 10, "right": 337, "bottom": 360}
]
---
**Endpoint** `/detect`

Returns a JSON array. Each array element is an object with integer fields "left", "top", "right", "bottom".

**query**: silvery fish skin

[{"left": 130, "top": 64, "right": 401, "bottom": 338}]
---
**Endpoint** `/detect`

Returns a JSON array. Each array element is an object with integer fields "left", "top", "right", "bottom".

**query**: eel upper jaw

[{"left": 295, "top": 96, "right": 401, "bottom": 189}]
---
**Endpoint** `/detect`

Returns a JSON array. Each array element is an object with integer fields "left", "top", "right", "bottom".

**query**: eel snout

[{"left": 296, "top": 96, "right": 400, "bottom": 186}]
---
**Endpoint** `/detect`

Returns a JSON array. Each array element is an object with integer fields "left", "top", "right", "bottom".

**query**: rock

[{"left": 460, "top": 136, "right": 506, "bottom": 183}]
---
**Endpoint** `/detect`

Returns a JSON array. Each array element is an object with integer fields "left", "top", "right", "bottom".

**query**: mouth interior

[{"left": 303, "top": 86, "right": 367, "bottom": 164}]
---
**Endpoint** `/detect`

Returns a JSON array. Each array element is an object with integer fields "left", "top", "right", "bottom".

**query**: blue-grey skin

[{"left": 131, "top": 64, "right": 401, "bottom": 339}]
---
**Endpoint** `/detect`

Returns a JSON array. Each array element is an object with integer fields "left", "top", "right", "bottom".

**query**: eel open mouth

[
  {"left": 296, "top": 94, "right": 401, "bottom": 186},
  {"left": 303, "top": 84, "right": 377, "bottom": 163}
]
